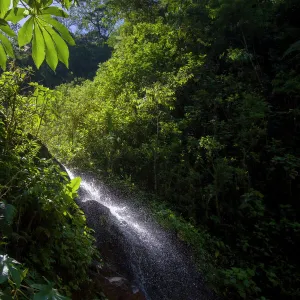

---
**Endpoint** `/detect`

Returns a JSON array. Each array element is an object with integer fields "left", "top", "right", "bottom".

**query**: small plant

[{"left": 223, "top": 267, "right": 260, "bottom": 299}]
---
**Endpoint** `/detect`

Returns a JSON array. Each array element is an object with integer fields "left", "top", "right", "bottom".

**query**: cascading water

[{"left": 65, "top": 168, "right": 215, "bottom": 300}]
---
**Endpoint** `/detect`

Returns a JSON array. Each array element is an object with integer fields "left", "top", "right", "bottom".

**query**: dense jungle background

[{"left": 1, "top": 0, "right": 300, "bottom": 299}]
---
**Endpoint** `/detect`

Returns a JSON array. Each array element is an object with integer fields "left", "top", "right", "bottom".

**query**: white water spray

[
  {"left": 65, "top": 167, "right": 162, "bottom": 248},
  {"left": 64, "top": 167, "right": 215, "bottom": 300}
]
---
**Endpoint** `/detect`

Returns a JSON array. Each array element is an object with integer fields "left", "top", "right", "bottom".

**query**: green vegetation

[
  {"left": 39, "top": 0, "right": 300, "bottom": 299},
  {"left": 1, "top": 0, "right": 300, "bottom": 299},
  {"left": 0, "top": 69, "right": 97, "bottom": 299}
]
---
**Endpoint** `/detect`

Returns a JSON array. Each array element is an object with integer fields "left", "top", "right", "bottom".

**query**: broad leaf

[
  {"left": 0, "top": 254, "right": 22, "bottom": 287},
  {"left": 41, "top": 0, "right": 54, "bottom": 7},
  {"left": 0, "top": 0, "right": 10, "bottom": 18},
  {"left": 0, "top": 33, "right": 15, "bottom": 58},
  {"left": 18, "top": 17, "right": 34, "bottom": 47},
  {"left": 46, "top": 26, "right": 69, "bottom": 67},
  {"left": 5, "top": 7, "right": 26, "bottom": 23},
  {"left": 32, "top": 21, "right": 45, "bottom": 68},
  {"left": 7, "top": 261, "right": 22, "bottom": 288},
  {"left": 69, "top": 177, "right": 81, "bottom": 193},
  {"left": 0, "top": 44, "right": 7, "bottom": 70},
  {"left": 41, "top": 7, "right": 69, "bottom": 18},
  {"left": 0, "top": 22, "right": 16, "bottom": 37},
  {"left": 40, "top": 15, "right": 75, "bottom": 45},
  {"left": 64, "top": 0, "right": 71, "bottom": 9},
  {"left": 41, "top": 26, "right": 58, "bottom": 71}
]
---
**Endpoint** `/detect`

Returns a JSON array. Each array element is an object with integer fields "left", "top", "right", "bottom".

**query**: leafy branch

[{"left": 0, "top": 0, "right": 76, "bottom": 70}]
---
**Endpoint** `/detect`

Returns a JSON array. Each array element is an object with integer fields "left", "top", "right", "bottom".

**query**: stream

[{"left": 66, "top": 168, "right": 216, "bottom": 300}]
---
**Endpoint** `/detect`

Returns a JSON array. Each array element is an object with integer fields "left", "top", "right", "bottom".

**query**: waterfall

[{"left": 65, "top": 168, "right": 215, "bottom": 300}]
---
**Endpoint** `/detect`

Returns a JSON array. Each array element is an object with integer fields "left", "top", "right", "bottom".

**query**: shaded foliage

[
  {"left": 35, "top": 0, "right": 300, "bottom": 299},
  {"left": 0, "top": 68, "right": 97, "bottom": 298}
]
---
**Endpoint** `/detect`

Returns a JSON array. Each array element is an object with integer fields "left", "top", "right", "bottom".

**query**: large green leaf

[
  {"left": 41, "top": 26, "right": 58, "bottom": 71},
  {"left": 0, "top": 43, "right": 7, "bottom": 70},
  {"left": 7, "top": 260, "right": 22, "bottom": 288},
  {"left": 4, "top": 7, "right": 26, "bottom": 23},
  {"left": 0, "top": 22, "right": 16, "bottom": 37},
  {"left": 0, "top": 254, "right": 22, "bottom": 287},
  {"left": 45, "top": 26, "right": 69, "bottom": 68},
  {"left": 69, "top": 177, "right": 81, "bottom": 193},
  {"left": 0, "top": 0, "right": 10, "bottom": 18},
  {"left": 0, "top": 33, "right": 15, "bottom": 58},
  {"left": 32, "top": 20, "right": 45, "bottom": 68},
  {"left": 18, "top": 16, "right": 34, "bottom": 47},
  {"left": 41, "top": 7, "right": 69, "bottom": 18},
  {"left": 41, "top": 0, "right": 54, "bottom": 7},
  {"left": 64, "top": 0, "right": 71, "bottom": 9},
  {"left": 40, "top": 15, "right": 75, "bottom": 45}
]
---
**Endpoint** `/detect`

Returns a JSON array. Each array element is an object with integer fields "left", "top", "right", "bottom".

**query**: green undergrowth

[
  {"left": 33, "top": 1, "right": 300, "bottom": 298},
  {"left": 0, "top": 133, "right": 97, "bottom": 298},
  {"left": 0, "top": 69, "right": 101, "bottom": 299}
]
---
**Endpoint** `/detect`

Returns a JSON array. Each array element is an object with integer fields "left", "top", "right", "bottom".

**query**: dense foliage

[
  {"left": 0, "top": 68, "right": 97, "bottom": 299},
  {"left": 39, "top": 0, "right": 300, "bottom": 299}
]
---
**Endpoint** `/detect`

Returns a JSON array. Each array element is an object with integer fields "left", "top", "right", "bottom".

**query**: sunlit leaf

[
  {"left": 18, "top": 17, "right": 34, "bottom": 47},
  {"left": 46, "top": 26, "right": 69, "bottom": 67},
  {"left": 69, "top": 177, "right": 81, "bottom": 193},
  {"left": 0, "top": 44, "right": 7, "bottom": 70},
  {"left": 0, "top": 0, "right": 10, "bottom": 18},
  {"left": 41, "top": 7, "right": 69, "bottom": 18},
  {"left": 5, "top": 7, "right": 26, "bottom": 23},
  {"left": 41, "top": 0, "right": 54, "bottom": 7},
  {"left": 41, "top": 26, "right": 58, "bottom": 71},
  {"left": 40, "top": 15, "right": 75, "bottom": 45},
  {"left": 0, "top": 33, "right": 15, "bottom": 58},
  {"left": 32, "top": 21, "right": 45, "bottom": 68},
  {"left": 0, "top": 22, "right": 16, "bottom": 37}
]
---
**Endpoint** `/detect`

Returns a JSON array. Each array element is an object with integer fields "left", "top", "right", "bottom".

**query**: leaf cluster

[
  {"left": 0, "top": 0, "right": 77, "bottom": 70},
  {"left": 0, "top": 68, "right": 97, "bottom": 298}
]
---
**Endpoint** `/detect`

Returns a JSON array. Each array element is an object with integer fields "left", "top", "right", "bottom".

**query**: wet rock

[
  {"left": 108, "top": 277, "right": 127, "bottom": 286},
  {"left": 78, "top": 199, "right": 146, "bottom": 299},
  {"left": 74, "top": 178, "right": 217, "bottom": 300},
  {"left": 90, "top": 264, "right": 146, "bottom": 300}
]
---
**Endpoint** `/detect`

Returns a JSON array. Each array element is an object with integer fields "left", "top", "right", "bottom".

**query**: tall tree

[{"left": 67, "top": 0, "right": 114, "bottom": 42}]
